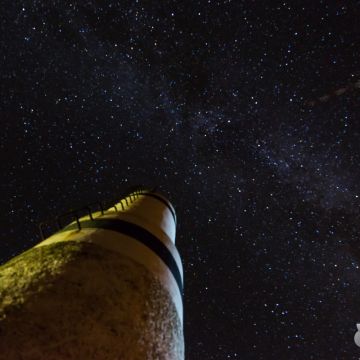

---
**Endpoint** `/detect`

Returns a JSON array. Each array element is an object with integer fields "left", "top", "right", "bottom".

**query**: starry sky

[{"left": 1, "top": 1, "right": 360, "bottom": 358}]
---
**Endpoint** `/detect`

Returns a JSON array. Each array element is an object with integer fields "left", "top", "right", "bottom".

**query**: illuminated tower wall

[{"left": 0, "top": 189, "right": 184, "bottom": 359}]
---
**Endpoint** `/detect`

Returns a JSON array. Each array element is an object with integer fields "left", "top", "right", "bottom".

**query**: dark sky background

[{"left": 1, "top": 1, "right": 360, "bottom": 358}]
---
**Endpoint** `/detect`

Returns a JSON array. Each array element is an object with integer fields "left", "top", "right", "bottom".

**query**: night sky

[{"left": 1, "top": 1, "right": 360, "bottom": 358}]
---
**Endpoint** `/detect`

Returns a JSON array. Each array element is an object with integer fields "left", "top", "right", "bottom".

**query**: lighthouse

[{"left": 0, "top": 188, "right": 184, "bottom": 359}]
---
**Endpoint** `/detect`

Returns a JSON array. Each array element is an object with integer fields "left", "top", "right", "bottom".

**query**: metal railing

[{"left": 38, "top": 186, "right": 154, "bottom": 240}]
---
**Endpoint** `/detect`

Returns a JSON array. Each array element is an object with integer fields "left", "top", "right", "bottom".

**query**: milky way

[{"left": 1, "top": 1, "right": 360, "bottom": 358}]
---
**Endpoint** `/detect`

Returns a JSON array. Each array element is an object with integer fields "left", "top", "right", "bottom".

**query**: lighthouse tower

[{"left": 0, "top": 188, "right": 184, "bottom": 359}]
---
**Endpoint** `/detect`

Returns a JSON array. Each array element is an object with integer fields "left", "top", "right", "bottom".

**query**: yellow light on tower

[{"left": 0, "top": 188, "right": 184, "bottom": 359}]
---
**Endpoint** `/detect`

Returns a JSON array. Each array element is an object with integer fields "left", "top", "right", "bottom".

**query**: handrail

[{"left": 37, "top": 187, "right": 154, "bottom": 240}]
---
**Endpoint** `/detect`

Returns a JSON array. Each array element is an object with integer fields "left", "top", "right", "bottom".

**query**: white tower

[{"left": 0, "top": 188, "right": 184, "bottom": 359}]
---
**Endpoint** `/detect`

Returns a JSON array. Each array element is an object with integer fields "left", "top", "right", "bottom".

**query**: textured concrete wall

[{"left": 0, "top": 241, "right": 184, "bottom": 359}]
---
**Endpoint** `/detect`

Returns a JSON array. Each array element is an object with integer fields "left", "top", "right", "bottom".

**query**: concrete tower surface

[{"left": 0, "top": 189, "right": 184, "bottom": 359}]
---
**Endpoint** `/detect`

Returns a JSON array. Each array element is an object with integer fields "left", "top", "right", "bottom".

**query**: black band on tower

[
  {"left": 61, "top": 218, "right": 183, "bottom": 294},
  {"left": 141, "top": 192, "right": 177, "bottom": 224}
]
